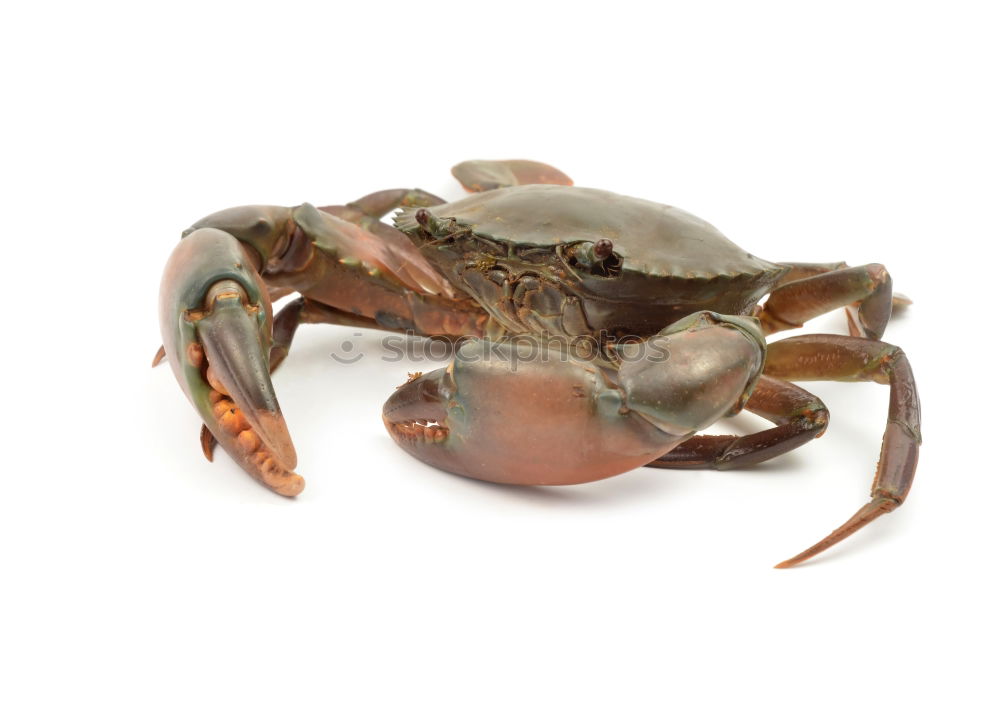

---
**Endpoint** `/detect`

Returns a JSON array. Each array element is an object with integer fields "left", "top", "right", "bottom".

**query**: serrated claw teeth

[{"left": 159, "top": 227, "right": 302, "bottom": 496}]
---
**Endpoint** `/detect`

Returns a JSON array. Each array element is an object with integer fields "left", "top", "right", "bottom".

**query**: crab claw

[
  {"left": 382, "top": 350, "right": 679, "bottom": 485},
  {"left": 159, "top": 227, "right": 302, "bottom": 496},
  {"left": 383, "top": 313, "right": 765, "bottom": 486}
]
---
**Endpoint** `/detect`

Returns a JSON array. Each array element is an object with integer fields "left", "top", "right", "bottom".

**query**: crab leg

[
  {"left": 758, "top": 264, "right": 895, "bottom": 339},
  {"left": 267, "top": 293, "right": 477, "bottom": 376},
  {"left": 451, "top": 159, "right": 573, "bottom": 192},
  {"left": 344, "top": 189, "right": 446, "bottom": 218},
  {"left": 267, "top": 297, "right": 390, "bottom": 373},
  {"left": 759, "top": 262, "right": 912, "bottom": 339},
  {"left": 760, "top": 334, "right": 921, "bottom": 568},
  {"left": 773, "top": 261, "right": 913, "bottom": 313},
  {"left": 770, "top": 261, "right": 849, "bottom": 284},
  {"left": 318, "top": 189, "right": 447, "bottom": 254},
  {"left": 647, "top": 376, "right": 829, "bottom": 469}
]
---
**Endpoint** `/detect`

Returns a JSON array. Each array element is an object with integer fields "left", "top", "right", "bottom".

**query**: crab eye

[
  {"left": 594, "top": 238, "right": 615, "bottom": 260},
  {"left": 412, "top": 209, "right": 470, "bottom": 243},
  {"left": 565, "top": 240, "right": 623, "bottom": 278}
]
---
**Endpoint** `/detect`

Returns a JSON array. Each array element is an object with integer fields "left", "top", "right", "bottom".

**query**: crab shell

[{"left": 395, "top": 184, "right": 788, "bottom": 337}]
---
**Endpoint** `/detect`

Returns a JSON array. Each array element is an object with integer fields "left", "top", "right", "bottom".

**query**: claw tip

[{"left": 272, "top": 474, "right": 305, "bottom": 497}]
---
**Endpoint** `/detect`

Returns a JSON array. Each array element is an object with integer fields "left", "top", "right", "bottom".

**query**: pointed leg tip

[
  {"left": 772, "top": 499, "right": 897, "bottom": 569},
  {"left": 151, "top": 345, "right": 166, "bottom": 368},
  {"left": 199, "top": 424, "right": 217, "bottom": 462}
]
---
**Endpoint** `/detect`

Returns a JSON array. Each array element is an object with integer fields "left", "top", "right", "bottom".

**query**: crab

[{"left": 156, "top": 159, "right": 920, "bottom": 568}]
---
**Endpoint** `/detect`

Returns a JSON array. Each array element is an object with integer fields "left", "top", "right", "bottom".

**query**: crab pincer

[
  {"left": 159, "top": 221, "right": 302, "bottom": 496},
  {"left": 383, "top": 312, "right": 767, "bottom": 486},
  {"left": 157, "top": 196, "right": 484, "bottom": 496}
]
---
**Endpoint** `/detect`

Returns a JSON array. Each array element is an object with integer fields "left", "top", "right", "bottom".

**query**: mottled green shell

[{"left": 415, "top": 185, "right": 782, "bottom": 280}]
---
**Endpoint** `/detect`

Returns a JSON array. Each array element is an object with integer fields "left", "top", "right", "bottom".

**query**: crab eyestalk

[{"left": 159, "top": 224, "right": 302, "bottom": 496}]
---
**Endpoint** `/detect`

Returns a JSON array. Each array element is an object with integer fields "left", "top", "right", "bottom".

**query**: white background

[{"left": 2, "top": 2, "right": 998, "bottom": 700}]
